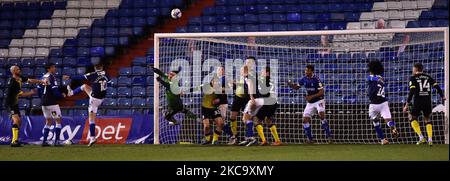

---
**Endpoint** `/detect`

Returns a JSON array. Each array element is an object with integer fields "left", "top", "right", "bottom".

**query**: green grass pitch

[{"left": 0, "top": 144, "right": 448, "bottom": 161}]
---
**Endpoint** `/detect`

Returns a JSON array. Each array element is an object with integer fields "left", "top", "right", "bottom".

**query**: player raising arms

[
  {"left": 201, "top": 77, "right": 224, "bottom": 145},
  {"left": 4, "top": 65, "right": 45, "bottom": 147},
  {"left": 227, "top": 56, "right": 256, "bottom": 145},
  {"left": 254, "top": 67, "right": 281, "bottom": 146},
  {"left": 63, "top": 63, "right": 110, "bottom": 146},
  {"left": 403, "top": 63, "right": 446, "bottom": 146},
  {"left": 366, "top": 61, "right": 398, "bottom": 145},
  {"left": 288, "top": 65, "right": 332, "bottom": 144},
  {"left": 150, "top": 67, "right": 197, "bottom": 125},
  {"left": 38, "top": 63, "right": 66, "bottom": 146}
]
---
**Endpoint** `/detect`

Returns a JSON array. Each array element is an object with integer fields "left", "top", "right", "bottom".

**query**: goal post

[{"left": 153, "top": 27, "right": 449, "bottom": 145}]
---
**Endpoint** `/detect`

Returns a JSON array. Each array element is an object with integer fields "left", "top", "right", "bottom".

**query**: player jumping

[
  {"left": 403, "top": 63, "right": 445, "bottom": 146},
  {"left": 254, "top": 67, "right": 281, "bottom": 146},
  {"left": 288, "top": 65, "right": 332, "bottom": 144},
  {"left": 366, "top": 61, "right": 399, "bottom": 145},
  {"left": 151, "top": 67, "right": 197, "bottom": 125},
  {"left": 227, "top": 57, "right": 255, "bottom": 145},
  {"left": 38, "top": 63, "right": 66, "bottom": 147},
  {"left": 63, "top": 63, "right": 110, "bottom": 146},
  {"left": 4, "top": 65, "right": 45, "bottom": 147}
]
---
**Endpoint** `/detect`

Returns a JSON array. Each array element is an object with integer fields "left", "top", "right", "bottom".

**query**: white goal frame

[{"left": 153, "top": 27, "right": 449, "bottom": 144}]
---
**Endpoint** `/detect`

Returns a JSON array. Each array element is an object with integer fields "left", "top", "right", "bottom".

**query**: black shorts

[
  {"left": 6, "top": 104, "right": 20, "bottom": 117},
  {"left": 202, "top": 107, "right": 221, "bottom": 120},
  {"left": 256, "top": 103, "right": 278, "bottom": 120},
  {"left": 410, "top": 103, "right": 432, "bottom": 118},
  {"left": 231, "top": 95, "right": 249, "bottom": 112}
]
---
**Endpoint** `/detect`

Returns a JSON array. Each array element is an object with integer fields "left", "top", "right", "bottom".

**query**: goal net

[{"left": 153, "top": 28, "right": 449, "bottom": 144}]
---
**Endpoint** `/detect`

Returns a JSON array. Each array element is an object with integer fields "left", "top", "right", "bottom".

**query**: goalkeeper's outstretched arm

[{"left": 151, "top": 66, "right": 167, "bottom": 78}]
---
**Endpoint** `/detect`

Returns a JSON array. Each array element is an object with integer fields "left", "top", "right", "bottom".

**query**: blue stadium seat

[
  {"left": 287, "top": 24, "right": 302, "bottom": 31},
  {"left": 257, "top": 5, "right": 271, "bottom": 13},
  {"left": 0, "top": 78, "right": 6, "bottom": 87},
  {"left": 118, "top": 87, "right": 132, "bottom": 97},
  {"left": 215, "top": 15, "right": 230, "bottom": 24},
  {"left": 22, "top": 68, "right": 33, "bottom": 77},
  {"left": 49, "top": 57, "right": 63, "bottom": 66},
  {"left": 132, "top": 66, "right": 146, "bottom": 75},
  {"left": 272, "top": 14, "right": 286, "bottom": 23},
  {"left": 103, "top": 98, "right": 117, "bottom": 106},
  {"left": 147, "top": 17, "right": 158, "bottom": 26},
  {"left": 230, "top": 25, "right": 244, "bottom": 32},
  {"left": 302, "top": 23, "right": 316, "bottom": 31},
  {"left": 132, "top": 76, "right": 146, "bottom": 86},
  {"left": 316, "top": 14, "right": 330, "bottom": 23},
  {"left": 62, "top": 67, "right": 75, "bottom": 76},
  {"left": 301, "top": 13, "right": 316, "bottom": 23},
  {"left": 259, "top": 24, "right": 273, "bottom": 31},
  {"left": 119, "top": 67, "right": 131, "bottom": 76},
  {"left": 22, "top": 58, "right": 35, "bottom": 67},
  {"left": 420, "top": 11, "right": 434, "bottom": 19},
  {"left": 203, "top": 25, "right": 216, "bottom": 32},
  {"left": 273, "top": 24, "right": 287, "bottom": 31},
  {"left": 75, "top": 99, "right": 89, "bottom": 106},
  {"left": 228, "top": 6, "right": 244, "bottom": 14},
  {"left": 106, "top": 87, "right": 117, "bottom": 97},
  {"left": 119, "top": 17, "right": 132, "bottom": 27},
  {"left": 202, "top": 16, "right": 216, "bottom": 25},
  {"left": 202, "top": 7, "right": 215, "bottom": 16},
  {"left": 132, "top": 98, "right": 146, "bottom": 106},
  {"left": 0, "top": 68, "right": 6, "bottom": 77},
  {"left": 189, "top": 17, "right": 202, "bottom": 25},
  {"left": 90, "top": 47, "right": 105, "bottom": 57},
  {"left": 117, "top": 98, "right": 131, "bottom": 107},
  {"left": 245, "top": 24, "right": 259, "bottom": 31},
  {"left": 133, "top": 57, "right": 147, "bottom": 66},
  {"left": 215, "top": 6, "right": 228, "bottom": 15},
  {"left": 188, "top": 26, "right": 201, "bottom": 32},
  {"left": 287, "top": 13, "right": 301, "bottom": 23},
  {"left": 77, "top": 47, "right": 90, "bottom": 57},
  {"left": 106, "top": 109, "right": 119, "bottom": 115},
  {"left": 92, "top": 27, "right": 105, "bottom": 37},
  {"left": 132, "top": 87, "right": 146, "bottom": 97},
  {"left": 63, "top": 47, "right": 77, "bottom": 57},
  {"left": 118, "top": 76, "right": 131, "bottom": 86},
  {"left": 258, "top": 14, "right": 272, "bottom": 23},
  {"left": 105, "top": 37, "right": 119, "bottom": 46},
  {"left": 176, "top": 27, "right": 187, "bottom": 33},
  {"left": 109, "top": 77, "right": 118, "bottom": 87},
  {"left": 244, "top": 14, "right": 258, "bottom": 23},
  {"left": 230, "top": 15, "right": 244, "bottom": 24}
]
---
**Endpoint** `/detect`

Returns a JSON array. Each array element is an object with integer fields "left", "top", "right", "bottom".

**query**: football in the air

[{"left": 171, "top": 8, "right": 182, "bottom": 19}]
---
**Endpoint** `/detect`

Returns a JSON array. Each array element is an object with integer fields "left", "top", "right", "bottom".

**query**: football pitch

[{"left": 0, "top": 144, "right": 448, "bottom": 161}]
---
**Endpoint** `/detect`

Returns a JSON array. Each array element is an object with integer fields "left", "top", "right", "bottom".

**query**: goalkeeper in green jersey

[{"left": 151, "top": 67, "right": 197, "bottom": 125}]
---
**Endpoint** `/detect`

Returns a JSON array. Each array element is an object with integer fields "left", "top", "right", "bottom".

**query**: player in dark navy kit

[
  {"left": 4, "top": 65, "right": 45, "bottom": 147},
  {"left": 288, "top": 65, "right": 332, "bottom": 144},
  {"left": 366, "top": 61, "right": 398, "bottom": 145},
  {"left": 38, "top": 63, "right": 66, "bottom": 146},
  {"left": 63, "top": 63, "right": 110, "bottom": 146},
  {"left": 403, "top": 63, "right": 445, "bottom": 146}
]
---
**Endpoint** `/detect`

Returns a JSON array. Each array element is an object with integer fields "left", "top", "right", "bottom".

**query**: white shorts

[
  {"left": 369, "top": 101, "right": 392, "bottom": 120},
  {"left": 86, "top": 89, "right": 104, "bottom": 114},
  {"left": 218, "top": 104, "right": 227, "bottom": 119},
  {"left": 243, "top": 98, "right": 264, "bottom": 117},
  {"left": 303, "top": 99, "right": 325, "bottom": 118},
  {"left": 42, "top": 105, "right": 62, "bottom": 119}
]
